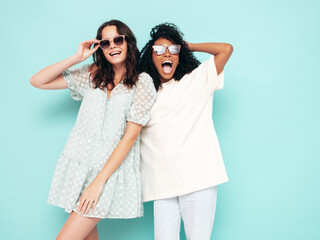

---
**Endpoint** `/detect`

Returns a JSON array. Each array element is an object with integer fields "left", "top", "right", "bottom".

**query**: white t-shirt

[{"left": 140, "top": 56, "right": 229, "bottom": 202}]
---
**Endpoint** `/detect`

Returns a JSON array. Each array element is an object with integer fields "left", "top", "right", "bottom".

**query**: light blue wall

[{"left": 1, "top": 0, "right": 319, "bottom": 239}]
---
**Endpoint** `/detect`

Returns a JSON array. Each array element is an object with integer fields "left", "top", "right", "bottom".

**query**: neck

[
  {"left": 112, "top": 63, "right": 127, "bottom": 84},
  {"left": 161, "top": 77, "right": 173, "bottom": 84}
]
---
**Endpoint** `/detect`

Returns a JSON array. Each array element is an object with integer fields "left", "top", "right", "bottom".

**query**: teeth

[
  {"left": 110, "top": 52, "right": 120, "bottom": 56},
  {"left": 162, "top": 61, "right": 172, "bottom": 68}
]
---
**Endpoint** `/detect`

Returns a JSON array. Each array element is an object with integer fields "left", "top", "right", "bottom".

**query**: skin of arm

[
  {"left": 29, "top": 39, "right": 99, "bottom": 90},
  {"left": 78, "top": 122, "right": 143, "bottom": 215},
  {"left": 187, "top": 42, "right": 233, "bottom": 74}
]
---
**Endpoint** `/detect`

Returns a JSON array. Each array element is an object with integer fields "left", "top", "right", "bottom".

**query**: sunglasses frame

[
  {"left": 99, "top": 35, "right": 126, "bottom": 50},
  {"left": 152, "top": 44, "right": 181, "bottom": 55}
]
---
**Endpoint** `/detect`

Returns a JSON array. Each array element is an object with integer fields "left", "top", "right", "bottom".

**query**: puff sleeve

[
  {"left": 62, "top": 64, "right": 92, "bottom": 100},
  {"left": 126, "top": 73, "right": 157, "bottom": 126}
]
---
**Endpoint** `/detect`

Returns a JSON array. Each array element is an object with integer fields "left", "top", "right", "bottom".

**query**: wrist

[
  {"left": 186, "top": 42, "right": 194, "bottom": 52},
  {"left": 70, "top": 54, "right": 83, "bottom": 65},
  {"left": 188, "top": 42, "right": 199, "bottom": 52},
  {"left": 94, "top": 175, "right": 107, "bottom": 185}
]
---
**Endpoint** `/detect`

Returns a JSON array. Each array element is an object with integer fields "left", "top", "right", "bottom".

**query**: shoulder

[
  {"left": 64, "top": 64, "right": 93, "bottom": 77},
  {"left": 138, "top": 72, "right": 153, "bottom": 83},
  {"left": 74, "top": 63, "right": 92, "bottom": 72},
  {"left": 136, "top": 72, "right": 155, "bottom": 88},
  {"left": 194, "top": 56, "right": 214, "bottom": 73},
  {"left": 183, "top": 56, "right": 215, "bottom": 79},
  {"left": 134, "top": 72, "right": 157, "bottom": 95},
  {"left": 69, "top": 63, "right": 95, "bottom": 75},
  {"left": 88, "top": 64, "right": 97, "bottom": 74}
]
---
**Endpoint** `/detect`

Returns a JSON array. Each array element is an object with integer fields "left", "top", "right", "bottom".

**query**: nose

[
  {"left": 163, "top": 48, "right": 171, "bottom": 57},
  {"left": 109, "top": 41, "right": 116, "bottom": 49}
]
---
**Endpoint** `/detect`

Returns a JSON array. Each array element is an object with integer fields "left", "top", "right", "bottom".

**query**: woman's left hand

[
  {"left": 77, "top": 179, "right": 104, "bottom": 215},
  {"left": 184, "top": 41, "right": 193, "bottom": 51}
]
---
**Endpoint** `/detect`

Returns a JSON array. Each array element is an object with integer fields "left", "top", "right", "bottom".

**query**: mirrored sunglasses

[{"left": 152, "top": 44, "right": 181, "bottom": 55}]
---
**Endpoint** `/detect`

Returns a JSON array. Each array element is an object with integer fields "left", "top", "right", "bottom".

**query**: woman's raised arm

[
  {"left": 187, "top": 42, "right": 233, "bottom": 75},
  {"left": 30, "top": 39, "right": 99, "bottom": 89}
]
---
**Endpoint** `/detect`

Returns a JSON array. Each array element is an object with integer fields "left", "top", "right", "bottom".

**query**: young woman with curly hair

[
  {"left": 139, "top": 23, "right": 233, "bottom": 240},
  {"left": 30, "top": 20, "right": 156, "bottom": 240}
]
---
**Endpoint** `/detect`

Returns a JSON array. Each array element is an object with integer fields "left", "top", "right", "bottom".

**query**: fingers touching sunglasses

[
  {"left": 152, "top": 44, "right": 181, "bottom": 55},
  {"left": 99, "top": 35, "right": 125, "bottom": 50}
]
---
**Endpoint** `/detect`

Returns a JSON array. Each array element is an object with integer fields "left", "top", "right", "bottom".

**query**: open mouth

[
  {"left": 109, "top": 51, "right": 121, "bottom": 56},
  {"left": 161, "top": 60, "right": 173, "bottom": 74}
]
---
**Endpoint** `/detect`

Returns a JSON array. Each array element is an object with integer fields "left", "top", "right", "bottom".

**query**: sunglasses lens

[
  {"left": 114, "top": 36, "right": 124, "bottom": 45},
  {"left": 100, "top": 40, "right": 110, "bottom": 49},
  {"left": 169, "top": 45, "right": 180, "bottom": 54},
  {"left": 153, "top": 45, "right": 166, "bottom": 55}
]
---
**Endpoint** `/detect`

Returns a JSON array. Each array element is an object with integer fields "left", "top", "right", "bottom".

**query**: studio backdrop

[{"left": 0, "top": 0, "right": 319, "bottom": 239}]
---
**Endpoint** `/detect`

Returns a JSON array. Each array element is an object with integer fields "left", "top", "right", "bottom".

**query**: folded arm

[{"left": 187, "top": 42, "right": 233, "bottom": 74}]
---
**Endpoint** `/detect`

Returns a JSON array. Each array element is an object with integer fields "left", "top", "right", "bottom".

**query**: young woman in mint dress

[{"left": 30, "top": 20, "right": 156, "bottom": 240}]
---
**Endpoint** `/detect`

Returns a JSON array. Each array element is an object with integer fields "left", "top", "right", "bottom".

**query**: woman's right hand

[{"left": 74, "top": 39, "right": 100, "bottom": 62}]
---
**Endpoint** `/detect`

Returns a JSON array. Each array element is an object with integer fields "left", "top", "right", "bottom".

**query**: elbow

[
  {"left": 30, "top": 76, "right": 44, "bottom": 89},
  {"left": 30, "top": 76, "right": 39, "bottom": 88},
  {"left": 225, "top": 43, "right": 233, "bottom": 54},
  {"left": 123, "top": 128, "right": 142, "bottom": 143},
  {"left": 123, "top": 122, "right": 143, "bottom": 143},
  {"left": 125, "top": 132, "right": 140, "bottom": 143}
]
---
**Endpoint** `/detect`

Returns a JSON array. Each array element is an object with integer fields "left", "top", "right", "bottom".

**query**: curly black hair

[{"left": 138, "top": 23, "right": 200, "bottom": 90}]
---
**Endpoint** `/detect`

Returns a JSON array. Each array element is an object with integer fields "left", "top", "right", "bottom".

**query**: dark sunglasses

[
  {"left": 99, "top": 35, "right": 125, "bottom": 50},
  {"left": 152, "top": 44, "right": 181, "bottom": 55}
]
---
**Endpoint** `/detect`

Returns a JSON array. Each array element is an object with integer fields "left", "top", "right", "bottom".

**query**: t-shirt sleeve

[
  {"left": 126, "top": 73, "right": 157, "bottom": 126},
  {"left": 62, "top": 64, "right": 91, "bottom": 100},
  {"left": 191, "top": 55, "right": 224, "bottom": 94}
]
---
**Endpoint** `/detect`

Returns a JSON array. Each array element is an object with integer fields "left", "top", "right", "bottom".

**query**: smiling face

[
  {"left": 152, "top": 38, "right": 179, "bottom": 83},
  {"left": 101, "top": 25, "right": 128, "bottom": 67}
]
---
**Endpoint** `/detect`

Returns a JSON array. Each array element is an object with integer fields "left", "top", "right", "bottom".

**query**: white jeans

[{"left": 154, "top": 186, "right": 217, "bottom": 240}]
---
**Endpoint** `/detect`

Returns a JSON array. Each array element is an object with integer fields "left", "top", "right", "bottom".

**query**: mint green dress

[{"left": 47, "top": 65, "right": 156, "bottom": 218}]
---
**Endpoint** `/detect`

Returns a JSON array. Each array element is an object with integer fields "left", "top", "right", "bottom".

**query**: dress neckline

[{"left": 105, "top": 78, "right": 126, "bottom": 100}]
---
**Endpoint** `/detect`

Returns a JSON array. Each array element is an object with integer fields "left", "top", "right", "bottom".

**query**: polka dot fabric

[
  {"left": 62, "top": 64, "right": 92, "bottom": 100},
  {"left": 126, "top": 73, "right": 157, "bottom": 126},
  {"left": 47, "top": 66, "right": 157, "bottom": 219}
]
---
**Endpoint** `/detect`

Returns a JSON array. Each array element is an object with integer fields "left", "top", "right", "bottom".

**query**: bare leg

[
  {"left": 56, "top": 211, "right": 100, "bottom": 240},
  {"left": 84, "top": 226, "right": 99, "bottom": 240}
]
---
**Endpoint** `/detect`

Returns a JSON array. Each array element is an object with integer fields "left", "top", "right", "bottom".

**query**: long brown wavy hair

[{"left": 91, "top": 20, "right": 140, "bottom": 90}]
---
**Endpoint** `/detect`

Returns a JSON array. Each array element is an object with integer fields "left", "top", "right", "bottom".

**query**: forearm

[
  {"left": 94, "top": 130, "right": 140, "bottom": 184},
  {"left": 30, "top": 55, "right": 81, "bottom": 88},
  {"left": 188, "top": 42, "right": 232, "bottom": 55},
  {"left": 77, "top": 121, "right": 143, "bottom": 214}
]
